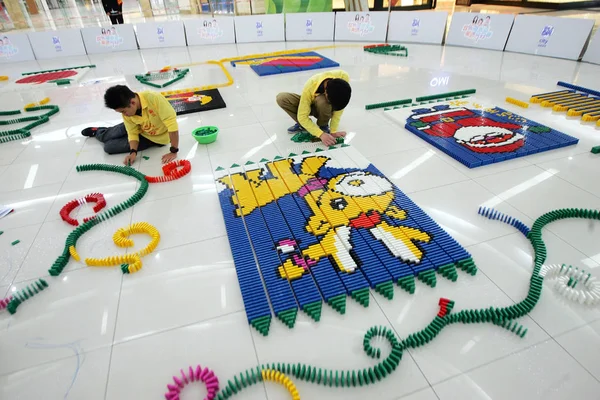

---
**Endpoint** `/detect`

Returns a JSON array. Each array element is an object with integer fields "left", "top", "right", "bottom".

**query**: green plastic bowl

[{"left": 192, "top": 126, "right": 219, "bottom": 144}]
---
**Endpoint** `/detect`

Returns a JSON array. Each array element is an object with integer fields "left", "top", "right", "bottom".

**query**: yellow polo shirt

[
  {"left": 123, "top": 91, "right": 178, "bottom": 145},
  {"left": 297, "top": 70, "right": 350, "bottom": 138}
]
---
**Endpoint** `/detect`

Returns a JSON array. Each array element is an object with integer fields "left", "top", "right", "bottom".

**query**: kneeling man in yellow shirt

[
  {"left": 276, "top": 70, "right": 351, "bottom": 147},
  {"left": 81, "top": 85, "right": 179, "bottom": 165}
]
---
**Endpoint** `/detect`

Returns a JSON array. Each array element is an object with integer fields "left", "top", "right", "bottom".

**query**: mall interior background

[{"left": 0, "top": 0, "right": 598, "bottom": 34}]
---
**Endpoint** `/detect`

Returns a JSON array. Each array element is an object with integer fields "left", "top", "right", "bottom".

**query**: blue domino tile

[
  {"left": 402, "top": 105, "right": 578, "bottom": 169},
  {"left": 216, "top": 187, "right": 271, "bottom": 322},
  {"left": 556, "top": 82, "right": 600, "bottom": 97},
  {"left": 290, "top": 160, "right": 371, "bottom": 295},
  {"left": 267, "top": 165, "right": 349, "bottom": 301},
  {"left": 328, "top": 160, "right": 457, "bottom": 275},
  {"left": 316, "top": 165, "right": 394, "bottom": 287},
  {"left": 251, "top": 65, "right": 281, "bottom": 76},
  {"left": 236, "top": 51, "right": 341, "bottom": 77},
  {"left": 244, "top": 175, "right": 322, "bottom": 312}
]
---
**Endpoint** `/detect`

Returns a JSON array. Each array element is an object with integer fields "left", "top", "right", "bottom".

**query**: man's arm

[
  {"left": 122, "top": 117, "right": 142, "bottom": 165},
  {"left": 157, "top": 94, "right": 179, "bottom": 163},
  {"left": 297, "top": 93, "right": 322, "bottom": 138}
]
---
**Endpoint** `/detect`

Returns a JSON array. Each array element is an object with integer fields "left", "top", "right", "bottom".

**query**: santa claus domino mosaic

[{"left": 384, "top": 99, "right": 578, "bottom": 168}]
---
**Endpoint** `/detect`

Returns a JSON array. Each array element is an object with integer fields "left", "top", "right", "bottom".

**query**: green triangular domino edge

[
  {"left": 259, "top": 158, "right": 269, "bottom": 162},
  {"left": 397, "top": 275, "right": 415, "bottom": 294},
  {"left": 315, "top": 148, "right": 324, "bottom": 152},
  {"left": 327, "top": 294, "right": 346, "bottom": 314},
  {"left": 351, "top": 287, "right": 370, "bottom": 307},
  {"left": 250, "top": 315, "right": 271, "bottom": 336},
  {"left": 230, "top": 163, "right": 240, "bottom": 167},
  {"left": 341, "top": 143, "right": 350, "bottom": 148},
  {"left": 274, "top": 155, "right": 283, "bottom": 160},
  {"left": 215, "top": 166, "right": 225, "bottom": 171},
  {"left": 288, "top": 152, "right": 297, "bottom": 157},
  {"left": 245, "top": 161, "right": 255, "bottom": 165},
  {"left": 437, "top": 263, "right": 458, "bottom": 282},
  {"left": 417, "top": 270, "right": 437, "bottom": 288},
  {"left": 457, "top": 257, "right": 478, "bottom": 276},
  {"left": 384, "top": 107, "right": 391, "bottom": 111},
  {"left": 277, "top": 308, "right": 298, "bottom": 329},
  {"left": 374, "top": 281, "right": 394, "bottom": 300},
  {"left": 302, "top": 300, "right": 322, "bottom": 322},
  {"left": 302, "top": 150, "right": 311, "bottom": 154},
  {"left": 328, "top": 145, "right": 337, "bottom": 150}
]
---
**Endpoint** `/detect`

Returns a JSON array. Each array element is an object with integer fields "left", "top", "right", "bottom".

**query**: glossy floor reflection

[{"left": 1, "top": 42, "right": 600, "bottom": 399}]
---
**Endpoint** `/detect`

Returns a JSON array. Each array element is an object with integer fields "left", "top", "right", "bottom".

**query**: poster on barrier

[
  {"left": 135, "top": 21, "right": 186, "bottom": 49},
  {"left": 446, "top": 12, "right": 515, "bottom": 51},
  {"left": 27, "top": 29, "right": 87, "bottom": 59},
  {"left": 387, "top": 11, "right": 447, "bottom": 45},
  {"left": 0, "top": 33, "right": 35, "bottom": 63},
  {"left": 582, "top": 29, "right": 600, "bottom": 65},
  {"left": 234, "top": 14, "right": 285, "bottom": 43},
  {"left": 81, "top": 25, "right": 138, "bottom": 54},
  {"left": 286, "top": 12, "right": 335, "bottom": 41},
  {"left": 334, "top": 11, "right": 388, "bottom": 42},
  {"left": 505, "top": 15, "right": 594, "bottom": 60},
  {"left": 184, "top": 16, "right": 236, "bottom": 46}
]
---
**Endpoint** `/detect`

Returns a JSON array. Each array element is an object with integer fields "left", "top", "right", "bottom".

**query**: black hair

[
  {"left": 326, "top": 79, "right": 352, "bottom": 111},
  {"left": 104, "top": 85, "right": 136, "bottom": 109}
]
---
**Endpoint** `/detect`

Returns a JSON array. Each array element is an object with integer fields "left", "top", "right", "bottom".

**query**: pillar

[{"left": 3, "top": 0, "right": 29, "bottom": 29}]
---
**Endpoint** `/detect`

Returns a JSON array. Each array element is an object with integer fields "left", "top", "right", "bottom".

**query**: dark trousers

[
  {"left": 109, "top": 6, "right": 123, "bottom": 24},
  {"left": 95, "top": 123, "right": 161, "bottom": 154}
]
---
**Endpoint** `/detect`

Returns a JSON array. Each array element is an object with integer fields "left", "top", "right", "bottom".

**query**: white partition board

[
  {"left": 184, "top": 16, "right": 236, "bottom": 46},
  {"left": 446, "top": 12, "right": 515, "bottom": 51},
  {"left": 234, "top": 14, "right": 285, "bottom": 43},
  {"left": 505, "top": 15, "right": 594, "bottom": 60},
  {"left": 286, "top": 12, "right": 335, "bottom": 42},
  {"left": 28, "top": 29, "right": 87, "bottom": 59},
  {"left": 387, "top": 11, "right": 447, "bottom": 45},
  {"left": 135, "top": 21, "right": 186, "bottom": 49},
  {"left": 81, "top": 25, "right": 138, "bottom": 54}
]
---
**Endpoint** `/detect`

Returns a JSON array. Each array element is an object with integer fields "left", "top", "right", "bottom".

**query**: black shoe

[{"left": 81, "top": 127, "right": 99, "bottom": 137}]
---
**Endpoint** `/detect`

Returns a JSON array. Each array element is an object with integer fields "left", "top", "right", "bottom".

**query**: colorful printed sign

[
  {"left": 0, "top": 36, "right": 18, "bottom": 58},
  {"left": 446, "top": 13, "right": 514, "bottom": 51},
  {"left": 335, "top": 12, "right": 388, "bottom": 42},
  {"left": 462, "top": 15, "right": 493, "bottom": 42},
  {"left": 198, "top": 19, "right": 223, "bottom": 40},
  {"left": 96, "top": 27, "right": 124, "bottom": 48}
]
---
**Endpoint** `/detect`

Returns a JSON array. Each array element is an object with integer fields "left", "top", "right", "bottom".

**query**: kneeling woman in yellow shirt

[{"left": 81, "top": 85, "right": 179, "bottom": 165}]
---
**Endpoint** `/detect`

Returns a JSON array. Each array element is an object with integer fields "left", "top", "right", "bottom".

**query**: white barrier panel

[
  {"left": 334, "top": 11, "right": 388, "bottom": 42},
  {"left": 135, "top": 21, "right": 186, "bottom": 49},
  {"left": 184, "top": 16, "right": 236, "bottom": 46},
  {"left": 27, "top": 29, "right": 87, "bottom": 59},
  {"left": 387, "top": 11, "right": 447, "bottom": 45},
  {"left": 505, "top": 15, "right": 594, "bottom": 60},
  {"left": 285, "top": 12, "right": 335, "bottom": 42},
  {"left": 0, "top": 33, "right": 35, "bottom": 63},
  {"left": 234, "top": 14, "right": 285, "bottom": 43},
  {"left": 81, "top": 25, "right": 138, "bottom": 54},
  {"left": 446, "top": 13, "right": 514, "bottom": 51},
  {"left": 583, "top": 29, "right": 600, "bottom": 65}
]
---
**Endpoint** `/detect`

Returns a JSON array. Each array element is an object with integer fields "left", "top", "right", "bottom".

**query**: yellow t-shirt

[
  {"left": 122, "top": 91, "right": 178, "bottom": 145},
  {"left": 297, "top": 70, "right": 350, "bottom": 138}
]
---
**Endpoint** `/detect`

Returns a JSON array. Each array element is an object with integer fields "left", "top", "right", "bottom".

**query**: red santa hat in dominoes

[{"left": 407, "top": 106, "right": 525, "bottom": 153}]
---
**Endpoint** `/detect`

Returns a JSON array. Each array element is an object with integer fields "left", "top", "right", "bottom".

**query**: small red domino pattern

[
  {"left": 16, "top": 70, "right": 78, "bottom": 85},
  {"left": 0, "top": 296, "right": 12, "bottom": 310},
  {"left": 146, "top": 159, "right": 191, "bottom": 183},
  {"left": 437, "top": 297, "right": 452, "bottom": 317},
  {"left": 165, "top": 365, "right": 219, "bottom": 400},
  {"left": 59, "top": 193, "right": 107, "bottom": 226}
]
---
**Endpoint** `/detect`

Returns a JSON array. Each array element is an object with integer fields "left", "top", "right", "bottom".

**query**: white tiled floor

[{"left": 1, "top": 42, "right": 600, "bottom": 399}]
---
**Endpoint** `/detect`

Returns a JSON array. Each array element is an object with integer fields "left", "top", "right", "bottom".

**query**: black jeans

[{"left": 95, "top": 123, "right": 162, "bottom": 154}]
